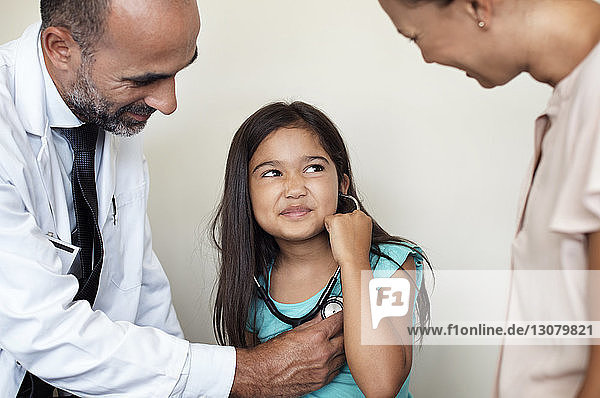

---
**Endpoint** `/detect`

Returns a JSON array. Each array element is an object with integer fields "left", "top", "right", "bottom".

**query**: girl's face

[
  {"left": 249, "top": 127, "right": 349, "bottom": 243},
  {"left": 378, "top": 0, "right": 522, "bottom": 88}
]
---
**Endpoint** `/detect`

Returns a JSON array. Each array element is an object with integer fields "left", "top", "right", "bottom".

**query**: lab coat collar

[{"left": 14, "top": 23, "right": 48, "bottom": 137}]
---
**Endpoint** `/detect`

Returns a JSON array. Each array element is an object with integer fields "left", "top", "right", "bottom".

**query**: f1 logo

[{"left": 369, "top": 278, "right": 410, "bottom": 329}]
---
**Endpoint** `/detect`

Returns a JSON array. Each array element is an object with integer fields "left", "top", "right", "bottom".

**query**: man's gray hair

[{"left": 40, "top": 0, "right": 111, "bottom": 54}]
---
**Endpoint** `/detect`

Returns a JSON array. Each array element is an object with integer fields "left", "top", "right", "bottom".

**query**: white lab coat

[{"left": 0, "top": 23, "right": 190, "bottom": 397}]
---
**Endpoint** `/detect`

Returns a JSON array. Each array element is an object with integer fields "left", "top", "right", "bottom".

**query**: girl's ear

[{"left": 339, "top": 174, "right": 350, "bottom": 194}]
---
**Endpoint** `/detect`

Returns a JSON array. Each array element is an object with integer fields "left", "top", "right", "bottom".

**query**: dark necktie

[{"left": 59, "top": 123, "right": 104, "bottom": 305}]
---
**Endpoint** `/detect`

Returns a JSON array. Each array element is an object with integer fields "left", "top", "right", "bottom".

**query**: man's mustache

[{"left": 117, "top": 102, "right": 156, "bottom": 118}]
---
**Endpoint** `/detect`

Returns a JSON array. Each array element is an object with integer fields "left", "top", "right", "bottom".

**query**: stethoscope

[{"left": 253, "top": 193, "right": 359, "bottom": 328}]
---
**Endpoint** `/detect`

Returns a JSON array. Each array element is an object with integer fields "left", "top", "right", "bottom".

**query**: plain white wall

[{"left": 2, "top": 1, "right": 552, "bottom": 397}]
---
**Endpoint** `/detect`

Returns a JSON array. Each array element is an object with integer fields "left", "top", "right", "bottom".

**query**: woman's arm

[{"left": 576, "top": 230, "right": 600, "bottom": 398}]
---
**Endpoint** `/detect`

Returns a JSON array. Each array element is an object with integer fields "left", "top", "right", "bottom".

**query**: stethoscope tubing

[
  {"left": 253, "top": 266, "right": 340, "bottom": 328},
  {"left": 253, "top": 194, "right": 357, "bottom": 327},
  {"left": 253, "top": 193, "right": 429, "bottom": 328}
]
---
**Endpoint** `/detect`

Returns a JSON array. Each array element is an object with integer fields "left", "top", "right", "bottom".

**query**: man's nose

[{"left": 144, "top": 77, "right": 177, "bottom": 115}]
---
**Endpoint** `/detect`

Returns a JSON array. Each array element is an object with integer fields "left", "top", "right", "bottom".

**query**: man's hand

[{"left": 230, "top": 312, "right": 345, "bottom": 397}]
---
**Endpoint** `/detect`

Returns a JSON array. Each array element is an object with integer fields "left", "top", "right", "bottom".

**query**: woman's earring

[{"left": 478, "top": 21, "right": 486, "bottom": 28}]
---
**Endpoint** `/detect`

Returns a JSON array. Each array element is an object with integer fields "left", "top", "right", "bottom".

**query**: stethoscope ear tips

[{"left": 338, "top": 192, "right": 359, "bottom": 212}]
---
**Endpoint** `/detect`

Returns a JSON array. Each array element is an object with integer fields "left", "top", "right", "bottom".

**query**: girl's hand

[{"left": 324, "top": 210, "right": 372, "bottom": 269}]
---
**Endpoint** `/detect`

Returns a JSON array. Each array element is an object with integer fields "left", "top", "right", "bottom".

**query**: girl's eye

[
  {"left": 305, "top": 164, "right": 324, "bottom": 173},
  {"left": 262, "top": 169, "right": 282, "bottom": 177}
]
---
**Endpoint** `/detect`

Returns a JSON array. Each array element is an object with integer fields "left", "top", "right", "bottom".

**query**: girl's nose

[{"left": 284, "top": 173, "right": 307, "bottom": 199}]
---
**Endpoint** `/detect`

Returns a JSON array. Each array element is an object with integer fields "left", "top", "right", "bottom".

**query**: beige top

[{"left": 496, "top": 41, "right": 600, "bottom": 398}]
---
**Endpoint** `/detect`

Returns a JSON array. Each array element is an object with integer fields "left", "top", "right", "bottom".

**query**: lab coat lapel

[
  {"left": 15, "top": 22, "right": 71, "bottom": 241},
  {"left": 37, "top": 128, "right": 72, "bottom": 242}
]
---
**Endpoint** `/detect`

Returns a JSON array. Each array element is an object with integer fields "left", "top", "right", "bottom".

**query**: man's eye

[
  {"left": 305, "top": 164, "right": 324, "bottom": 173},
  {"left": 262, "top": 169, "right": 282, "bottom": 177},
  {"left": 130, "top": 80, "right": 152, "bottom": 87}
]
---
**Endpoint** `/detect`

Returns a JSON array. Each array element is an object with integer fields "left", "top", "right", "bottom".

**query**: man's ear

[
  {"left": 463, "top": 0, "right": 494, "bottom": 29},
  {"left": 41, "top": 27, "right": 82, "bottom": 73},
  {"left": 339, "top": 174, "right": 350, "bottom": 194}
]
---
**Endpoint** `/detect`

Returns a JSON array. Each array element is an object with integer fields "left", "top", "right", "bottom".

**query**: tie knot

[{"left": 59, "top": 124, "right": 99, "bottom": 152}]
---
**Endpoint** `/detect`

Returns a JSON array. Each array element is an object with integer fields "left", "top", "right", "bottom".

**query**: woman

[{"left": 377, "top": 0, "right": 600, "bottom": 397}]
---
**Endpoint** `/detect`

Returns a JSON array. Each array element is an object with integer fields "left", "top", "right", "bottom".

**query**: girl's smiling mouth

[{"left": 280, "top": 206, "right": 312, "bottom": 218}]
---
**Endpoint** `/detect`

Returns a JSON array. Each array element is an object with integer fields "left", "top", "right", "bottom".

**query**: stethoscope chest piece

[{"left": 321, "top": 296, "right": 343, "bottom": 319}]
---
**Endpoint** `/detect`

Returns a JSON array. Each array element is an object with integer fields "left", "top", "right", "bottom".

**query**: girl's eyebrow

[
  {"left": 251, "top": 156, "right": 330, "bottom": 174},
  {"left": 252, "top": 160, "right": 281, "bottom": 174},
  {"left": 305, "top": 155, "right": 329, "bottom": 164}
]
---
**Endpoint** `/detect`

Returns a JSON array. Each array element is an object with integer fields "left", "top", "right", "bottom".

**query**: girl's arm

[
  {"left": 576, "top": 230, "right": 600, "bottom": 398},
  {"left": 325, "top": 211, "right": 414, "bottom": 397},
  {"left": 341, "top": 254, "right": 416, "bottom": 397}
]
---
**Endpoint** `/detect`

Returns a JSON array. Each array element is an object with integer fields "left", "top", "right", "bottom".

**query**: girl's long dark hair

[{"left": 212, "top": 101, "right": 431, "bottom": 347}]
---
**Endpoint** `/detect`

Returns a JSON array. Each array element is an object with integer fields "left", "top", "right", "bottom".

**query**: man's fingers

[
  {"left": 328, "top": 333, "right": 344, "bottom": 356},
  {"left": 317, "top": 311, "right": 344, "bottom": 338},
  {"left": 294, "top": 313, "right": 322, "bottom": 331},
  {"left": 323, "top": 351, "right": 346, "bottom": 387},
  {"left": 329, "top": 351, "right": 347, "bottom": 373},
  {"left": 323, "top": 369, "right": 341, "bottom": 387}
]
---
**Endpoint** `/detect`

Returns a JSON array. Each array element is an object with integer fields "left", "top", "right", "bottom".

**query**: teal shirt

[{"left": 248, "top": 243, "right": 424, "bottom": 397}]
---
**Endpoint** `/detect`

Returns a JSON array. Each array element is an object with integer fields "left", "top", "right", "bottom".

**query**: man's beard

[{"left": 63, "top": 58, "right": 156, "bottom": 137}]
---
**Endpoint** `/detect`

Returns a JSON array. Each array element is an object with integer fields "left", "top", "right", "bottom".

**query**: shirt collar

[
  {"left": 39, "top": 39, "right": 83, "bottom": 129},
  {"left": 544, "top": 40, "right": 600, "bottom": 119}
]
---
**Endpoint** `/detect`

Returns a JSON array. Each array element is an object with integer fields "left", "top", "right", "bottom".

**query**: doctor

[{"left": 0, "top": 0, "right": 345, "bottom": 397}]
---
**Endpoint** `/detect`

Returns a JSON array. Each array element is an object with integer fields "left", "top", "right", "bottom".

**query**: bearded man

[{"left": 0, "top": 1, "right": 344, "bottom": 396}]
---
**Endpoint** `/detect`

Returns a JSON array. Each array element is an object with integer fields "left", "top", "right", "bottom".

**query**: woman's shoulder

[{"left": 566, "top": 40, "right": 600, "bottom": 106}]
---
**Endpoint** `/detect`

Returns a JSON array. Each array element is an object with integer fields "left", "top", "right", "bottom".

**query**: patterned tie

[{"left": 58, "top": 123, "right": 104, "bottom": 305}]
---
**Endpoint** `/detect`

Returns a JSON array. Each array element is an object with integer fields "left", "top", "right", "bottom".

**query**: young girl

[{"left": 212, "top": 101, "right": 429, "bottom": 397}]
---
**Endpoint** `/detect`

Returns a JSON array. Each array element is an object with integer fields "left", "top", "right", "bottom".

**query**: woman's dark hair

[{"left": 212, "top": 101, "right": 431, "bottom": 347}]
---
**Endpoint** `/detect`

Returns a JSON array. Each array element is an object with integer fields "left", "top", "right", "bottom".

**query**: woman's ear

[
  {"left": 464, "top": 0, "right": 494, "bottom": 29},
  {"left": 339, "top": 174, "right": 350, "bottom": 194},
  {"left": 41, "top": 27, "right": 83, "bottom": 74}
]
